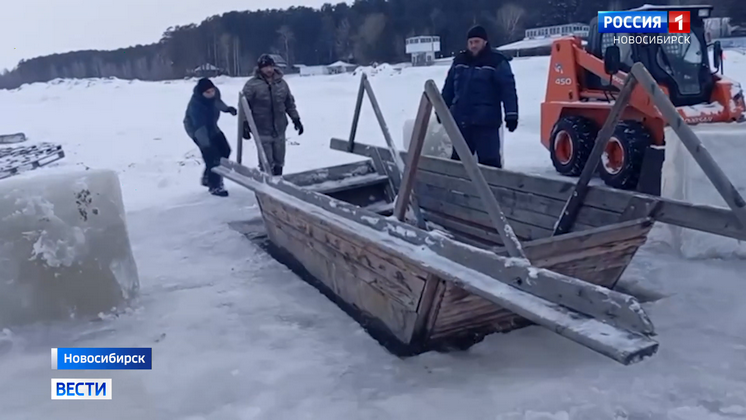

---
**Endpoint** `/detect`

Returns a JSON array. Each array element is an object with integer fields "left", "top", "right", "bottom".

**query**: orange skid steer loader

[{"left": 540, "top": 4, "right": 745, "bottom": 195}]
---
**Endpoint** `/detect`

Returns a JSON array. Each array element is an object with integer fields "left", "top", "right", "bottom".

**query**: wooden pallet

[{"left": 0, "top": 143, "right": 65, "bottom": 180}]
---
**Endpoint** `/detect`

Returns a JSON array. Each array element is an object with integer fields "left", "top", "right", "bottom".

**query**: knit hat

[
  {"left": 196, "top": 78, "right": 215, "bottom": 94},
  {"left": 257, "top": 54, "right": 276, "bottom": 68},
  {"left": 467, "top": 25, "right": 489, "bottom": 41}
]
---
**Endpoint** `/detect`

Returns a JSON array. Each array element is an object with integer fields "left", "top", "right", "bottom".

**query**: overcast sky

[{"left": 0, "top": 0, "right": 332, "bottom": 70}]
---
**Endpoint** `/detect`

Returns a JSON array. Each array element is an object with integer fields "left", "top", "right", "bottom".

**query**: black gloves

[
  {"left": 293, "top": 119, "right": 304, "bottom": 135},
  {"left": 505, "top": 118, "right": 518, "bottom": 132},
  {"left": 242, "top": 120, "right": 251, "bottom": 139},
  {"left": 227, "top": 106, "right": 237, "bottom": 116}
]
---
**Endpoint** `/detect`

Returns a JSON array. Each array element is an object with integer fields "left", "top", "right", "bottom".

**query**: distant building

[
  {"left": 498, "top": 23, "right": 589, "bottom": 57},
  {"left": 190, "top": 63, "right": 225, "bottom": 78},
  {"left": 327, "top": 61, "right": 357, "bottom": 74},
  {"left": 406, "top": 36, "right": 441, "bottom": 66},
  {"left": 298, "top": 64, "right": 330, "bottom": 77}
]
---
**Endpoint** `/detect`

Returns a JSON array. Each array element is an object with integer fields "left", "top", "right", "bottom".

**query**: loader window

[{"left": 656, "top": 34, "right": 704, "bottom": 95}]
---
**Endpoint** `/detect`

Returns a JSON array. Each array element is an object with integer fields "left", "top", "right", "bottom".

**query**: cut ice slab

[
  {"left": 0, "top": 168, "right": 139, "bottom": 328},
  {"left": 659, "top": 123, "right": 746, "bottom": 259}
]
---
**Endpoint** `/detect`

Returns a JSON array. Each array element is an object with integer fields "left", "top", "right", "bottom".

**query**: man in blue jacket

[
  {"left": 441, "top": 25, "right": 518, "bottom": 168},
  {"left": 184, "top": 78, "right": 237, "bottom": 197}
]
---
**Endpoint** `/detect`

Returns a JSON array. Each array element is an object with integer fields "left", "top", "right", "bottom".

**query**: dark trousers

[
  {"left": 196, "top": 131, "right": 231, "bottom": 188},
  {"left": 450, "top": 125, "right": 502, "bottom": 168}
]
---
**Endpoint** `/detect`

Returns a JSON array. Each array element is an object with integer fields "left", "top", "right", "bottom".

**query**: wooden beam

[
  {"left": 394, "top": 93, "right": 432, "bottom": 225},
  {"left": 424, "top": 80, "right": 527, "bottom": 259},
  {"left": 347, "top": 74, "right": 366, "bottom": 152},
  {"left": 236, "top": 95, "right": 245, "bottom": 165},
  {"left": 553, "top": 69, "right": 639, "bottom": 235},
  {"left": 239, "top": 93, "right": 271, "bottom": 173},
  {"left": 630, "top": 63, "right": 746, "bottom": 230}
]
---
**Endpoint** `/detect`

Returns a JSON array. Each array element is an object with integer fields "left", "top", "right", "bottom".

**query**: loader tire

[
  {"left": 549, "top": 116, "right": 597, "bottom": 177},
  {"left": 598, "top": 120, "right": 651, "bottom": 190}
]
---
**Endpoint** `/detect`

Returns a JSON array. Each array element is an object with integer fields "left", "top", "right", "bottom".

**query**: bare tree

[
  {"left": 496, "top": 3, "right": 526, "bottom": 41},
  {"left": 354, "top": 13, "right": 387, "bottom": 63},
  {"left": 335, "top": 18, "right": 352, "bottom": 61},
  {"left": 277, "top": 25, "right": 295, "bottom": 65}
]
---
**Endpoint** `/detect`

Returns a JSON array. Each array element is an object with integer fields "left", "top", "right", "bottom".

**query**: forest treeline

[{"left": 1, "top": 0, "right": 743, "bottom": 89}]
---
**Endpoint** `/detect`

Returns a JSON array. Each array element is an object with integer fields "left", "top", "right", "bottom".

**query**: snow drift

[
  {"left": 660, "top": 124, "right": 746, "bottom": 259},
  {"left": 0, "top": 169, "right": 139, "bottom": 327}
]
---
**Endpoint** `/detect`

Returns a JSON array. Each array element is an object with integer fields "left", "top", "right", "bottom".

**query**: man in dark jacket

[
  {"left": 184, "top": 78, "right": 237, "bottom": 197},
  {"left": 441, "top": 25, "right": 518, "bottom": 168},
  {"left": 241, "top": 54, "right": 303, "bottom": 176}
]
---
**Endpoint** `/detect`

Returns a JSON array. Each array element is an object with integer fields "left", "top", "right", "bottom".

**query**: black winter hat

[
  {"left": 467, "top": 25, "right": 489, "bottom": 41},
  {"left": 258, "top": 54, "right": 276, "bottom": 68},
  {"left": 196, "top": 78, "right": 216, "bottom": 94}
]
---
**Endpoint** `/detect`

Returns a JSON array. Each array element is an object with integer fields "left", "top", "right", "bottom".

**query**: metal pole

[
  {"left": 553, "top": 68, "right": 639, "bottom": 235},
  {"left": 630, "top": 64, "right": 746, "bottom": 228},
  {"left": 424, "top": 80, "right": 527, "bottom": 259}
]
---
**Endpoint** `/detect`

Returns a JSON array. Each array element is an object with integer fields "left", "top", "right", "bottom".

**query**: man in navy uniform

[{"left": 441, "top": 25, "right": 518, "bottom": 168}]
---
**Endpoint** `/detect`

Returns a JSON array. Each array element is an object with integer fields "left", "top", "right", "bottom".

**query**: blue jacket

[
  {"left": 441, "top": 46, "right": 518, "bottom": 127},
  {"left": 183, "top": 85, "right": 230, "bottom": 148}
]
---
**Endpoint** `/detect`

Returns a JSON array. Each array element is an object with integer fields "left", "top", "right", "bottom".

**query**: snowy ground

[{"left": 1, "top": 53, "right": 746, "bottom": 419}]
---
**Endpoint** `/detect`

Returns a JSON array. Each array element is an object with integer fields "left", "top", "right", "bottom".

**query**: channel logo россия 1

[{"left": 597, "top": 11, "right": 690, "bottom": 34}]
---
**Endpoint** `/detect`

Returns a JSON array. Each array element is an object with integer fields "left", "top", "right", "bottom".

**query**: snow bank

[
  {"left": 0, "top": 169, "right": 139, "bottom": 327},
  {"left": 402, "top": 118, "right": 505, "bottom": 166},
  {"left": 352, "top": 63, "right": 402, "bottom": 77},
  {"left": 660, "top": 124, "right": 746, "bottom": 258}
]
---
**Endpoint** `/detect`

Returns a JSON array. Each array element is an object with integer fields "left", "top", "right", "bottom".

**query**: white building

[
  {"left": 498, "top": 23, "right": 589, "bottom": 57},
  {"left": 406, "top": 36, "right": 441, "bottom": 66},
  {"left": 327, "top": 61, "right": 357, "bottom": 74}
]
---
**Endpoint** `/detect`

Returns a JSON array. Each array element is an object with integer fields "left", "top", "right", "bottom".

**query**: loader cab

[{"left": 585, "top": 5, "right": 715, "bottom": 107}]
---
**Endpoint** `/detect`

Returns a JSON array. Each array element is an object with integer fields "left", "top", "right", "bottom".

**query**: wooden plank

[
  {"left": 554, "top": 72, "right": 639, "bottom": 235},
  {"left": 303, "top": 173, "right": 389, "bottom": 194},
  {"left": 236, "top": 96, "right": 245, "bottom": 164},
  {"left": 394, "top": 93, "right": 432, "bottom": 224},
  {"left": 283, "top": 160, "right": 374, "bottom": 187},
  {"left": 419, "top": 200, "right": 551, "bottom": 243},
  {"left": 515, "top": 218, "right": 654, "bottom": 261},
  {"left": 619, "top": 196, "right": 663, "bottom": 221},
  {"left": 239, "top": 94, "right": 270, "bottom": 172},
  {"left": 631, "top": 63, "right": 746, "bottom": 229},
  {"left": 415, "top": 177, "right": 607, "bottom": 231},
  {"left": 411, "top": 274, "right": 444, "bottom": 344},
  {"left": 368, "top": 148, "right": 396, "bottom": 202},
  {"left": 260, "top": 195, "right": 427, "bottom": 311},
  {"left": 261, "top": 209, "right": 418, "bottom": 343},
  {"left": 424, "top": 80, "right": 527, "bottom": 259},
  {"left": 215, "top": 159, "right": 660, "bottom": 363},
  {"left": 347, "top": 74, "right": 366, "bottom": 152}
]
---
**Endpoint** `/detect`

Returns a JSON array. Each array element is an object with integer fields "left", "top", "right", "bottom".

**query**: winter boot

[
  {"left": 272, "top": 166, "right": 283, "bottom": 176},
  {"left": 201, "top": 174, "right": 209, "bottom": 187},
  {"left": 209, "top": 186, "right": 229, "bottom": 197}
]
